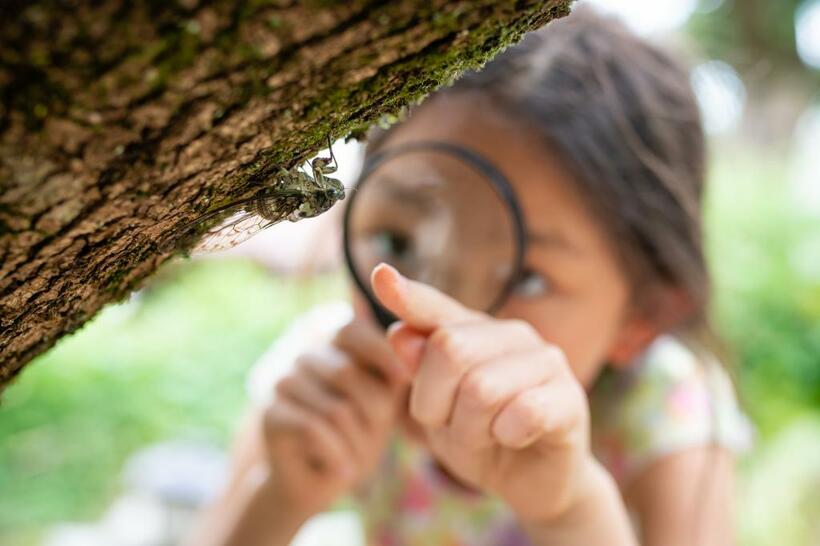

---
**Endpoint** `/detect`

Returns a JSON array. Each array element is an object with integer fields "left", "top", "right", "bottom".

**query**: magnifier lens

[{"left": 346, "top": 146, "right": 520, "bottom": 312}]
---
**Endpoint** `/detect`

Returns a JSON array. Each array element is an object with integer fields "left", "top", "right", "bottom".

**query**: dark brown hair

[{"left": 372, "top": 8, "right": 712, "bottom": 344}]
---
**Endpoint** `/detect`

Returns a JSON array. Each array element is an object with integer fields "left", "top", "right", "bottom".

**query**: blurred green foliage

[
  {"left": 0, "top": 147, "right": 818, "bottom": 545},
  {"left": 706, "top": 147, "right": 820, "bottom": 435},
  {"left": 705, "top": 147, "right": 820, "bottom": 545},
  {"left": 688, "top": 0, "right": 817, "bottom": 83},
  {"left": 0, "top": 262, "right": 345, "bottom": 544}
]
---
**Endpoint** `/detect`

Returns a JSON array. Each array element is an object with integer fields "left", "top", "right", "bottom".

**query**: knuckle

[
  {"left": 566, "top": 378, "right": 585, "bottom": 401},
  {"left": 262, "top": 406, "right": 278, "bottom": 434},
  {"left": 370, "top": 409, "right": 390, "bottom": 430},
  {"left": 326, "top": 399, "right": 352, "bottom": 425},
  {"left": 555, "top": 412, "right": 581, "bottom": 441},
  {"left": 301, "top": 416, "right": 322, "bottom": 440},
  {"left": 460, "top": 369, "right": 501, "bottom": 408},
  {"left": 264, "top": 404, "right": 293, "bottom": 439},
  {"left": 517, "top": 391, "right": 544, "bottom": 426},
  {"left": 274, "top": 375, "right": 295, "bottom": 396},
  {"left": 330, "top": 359, "right": 355, "bottom": 385},
  {"left": 508, "top": 318, "right": 539, "bottom": 340},
  {"left": 370, "top": 397, "right": 395, "bottom": 427},
  {"left": 551, "top": 345, "right": 569, "bottom": 366},
  {"left": 332, "top": 321, "right": 357, "bottom": 345},
  {"left": 540, "top": 344, "right": 568, "bottom": 370},
  {"left": 429, "top": 327, "right": 470, "bottom": 367},
  {"left": 293, "top": 352, "right": 316, "bottom": 373},
  {"left": 566, "top": 381, "right": 590, "bottom": 423},
  {"left": 428, "top": 327, "right": 456, "bottom": 358},
  {"left": 261, "top": 415, "right": 278, "bottom": 446}
]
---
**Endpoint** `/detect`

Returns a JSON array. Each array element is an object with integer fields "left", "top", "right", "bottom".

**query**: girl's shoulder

[{"left": 589, "top": 336, "right": 754, "bottom": 487}]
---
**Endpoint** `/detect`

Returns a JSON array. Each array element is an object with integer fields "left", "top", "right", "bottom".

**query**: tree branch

[{"left": 0, "top": 0, "right": 571, "bottom": 389}]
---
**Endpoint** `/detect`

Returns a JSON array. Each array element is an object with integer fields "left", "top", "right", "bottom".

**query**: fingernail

[{"left": 375, "top": 263, "right": 405, "bottom": 287}]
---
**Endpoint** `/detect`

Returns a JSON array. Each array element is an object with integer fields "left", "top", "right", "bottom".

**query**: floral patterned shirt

[{"left": 247, "top": 302, "right": 753, "bottom": 546}]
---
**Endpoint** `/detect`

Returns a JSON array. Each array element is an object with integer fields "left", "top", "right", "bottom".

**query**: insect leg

[{"left": 326, "top": 134, "right": 337, "bottom": 170}]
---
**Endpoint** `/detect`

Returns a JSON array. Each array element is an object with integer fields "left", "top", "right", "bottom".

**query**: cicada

[{"left": 173, "top": 139, "right": 345, "bottom": 254}]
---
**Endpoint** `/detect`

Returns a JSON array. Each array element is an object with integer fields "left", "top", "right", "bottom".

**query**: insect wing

[
  {"left": 192, "top": 207, "right": 278, "bottom": 254},
  {"left": 174, "top": 195, "right": 282, "bottom": 255}
]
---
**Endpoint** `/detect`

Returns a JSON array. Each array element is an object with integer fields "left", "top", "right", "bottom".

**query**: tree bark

[{"left": 0, "top": 0, "right": 571, "bottom": 389}]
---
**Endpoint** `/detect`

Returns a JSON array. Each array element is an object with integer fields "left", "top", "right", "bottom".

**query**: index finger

[{"left": 370, "top": 263, "right": 483, "bottom": 333}]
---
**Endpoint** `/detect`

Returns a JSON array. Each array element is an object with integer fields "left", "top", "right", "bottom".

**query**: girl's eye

[
  {"left": 512, "top": 269, "right": 550, "bottom": 299},
  {"left": 372, "top": 230, "right": 411, "bottom": 260}
]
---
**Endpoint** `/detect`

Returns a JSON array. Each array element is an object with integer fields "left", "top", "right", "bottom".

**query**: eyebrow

[
  {"left": 527, "top": 230, "right": 580, "bottom": 255},
  {"left": 369, "top": 174, "right": 443, "bottom": 212}
]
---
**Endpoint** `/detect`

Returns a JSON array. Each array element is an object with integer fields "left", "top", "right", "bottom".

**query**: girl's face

[{"left": 352, "top": 92, "right": 645, "bottom": 388}]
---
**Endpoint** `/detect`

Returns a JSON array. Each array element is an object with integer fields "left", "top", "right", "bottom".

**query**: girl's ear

[
  {"left": 608, "top": 314, "right": 659, "bottom": 368},
  {"left": 608, "top": 286, "right": 694, "bottom": 367}
]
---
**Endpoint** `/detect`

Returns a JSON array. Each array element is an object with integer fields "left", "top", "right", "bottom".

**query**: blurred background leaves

[{"left": 0, "top": 264, "right": 346, "bottom": 544}]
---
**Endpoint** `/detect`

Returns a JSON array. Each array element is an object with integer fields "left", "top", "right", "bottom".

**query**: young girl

[{"left": 192, "top": 9, "right": 750, "bottom": 546}]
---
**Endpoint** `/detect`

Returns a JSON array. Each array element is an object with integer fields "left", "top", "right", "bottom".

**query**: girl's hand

[
  {"left": 371, "top": 263, "right": 596, "bottom": 524},
  {"left": 262, "top": 317, "right": 409, "bottom": 520}
]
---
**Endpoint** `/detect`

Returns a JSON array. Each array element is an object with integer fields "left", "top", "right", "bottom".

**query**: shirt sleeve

[
  {"left": 245, "top": 301, "right": 354, "bottom": 407},
  {"left": 590, "top": 336, "right": 754, "bottom": 486}
]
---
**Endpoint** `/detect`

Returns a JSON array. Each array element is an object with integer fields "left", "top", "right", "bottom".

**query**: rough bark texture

[{"left": 0, "top": 0, "right": 571, "bottom": 389}]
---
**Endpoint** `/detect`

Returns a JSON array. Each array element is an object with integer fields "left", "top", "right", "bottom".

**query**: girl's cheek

[{"left": 500, "top": 304, "right": 612, "bottom": 388}]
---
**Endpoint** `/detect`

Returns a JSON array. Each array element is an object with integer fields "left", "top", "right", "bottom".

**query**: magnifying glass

[{"left": 343, "top": 141, "right": 527, "bottom": 328}]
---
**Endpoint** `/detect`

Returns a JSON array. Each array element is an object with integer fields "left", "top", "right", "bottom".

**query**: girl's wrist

[
  {"left": 257, "top": 465, "right": 317, "bottom": 529},
  {"left": 215, "top": 464, "right": 311, "bottom": 546},
  {"left": 521, "top": 457, "right": 637, "bottom": 546}
]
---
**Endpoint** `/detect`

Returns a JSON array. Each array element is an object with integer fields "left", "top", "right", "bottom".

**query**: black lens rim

[{"left": 342, "top": 140, "right": 528, "bottom": 328}]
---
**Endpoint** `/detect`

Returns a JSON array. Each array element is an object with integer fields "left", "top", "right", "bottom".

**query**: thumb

[
  {"left": 386, "top": 322, "right": 426, "bottom": 375},
  {"left": 370, "top": 263, "right": 482, "bottom": 333}
]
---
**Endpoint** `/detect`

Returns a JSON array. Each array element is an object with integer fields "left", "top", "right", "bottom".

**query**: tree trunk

[{"left": 0, "top": 0, "right": 571, "bottom": 389}]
